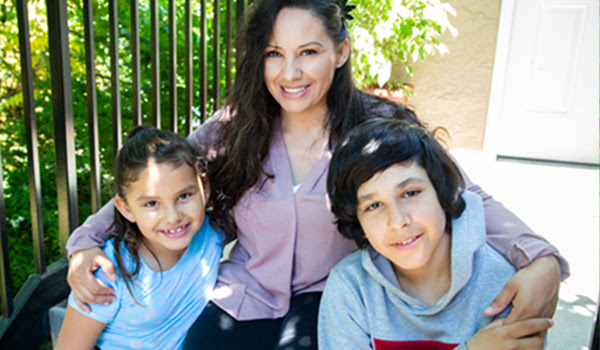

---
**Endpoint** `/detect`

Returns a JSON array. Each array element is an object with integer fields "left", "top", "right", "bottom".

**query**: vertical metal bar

[
  {"left": 0, "top": 146, "right": 13, "bottom": 318},
  {"left": 185, "top": 0, "right": 193, "bottom": 135},
  {"left": 151, "top": 0, "right": 161, "bottom": 128},
  {"left": 109, "top": 0, "right": 122, "bottom": 158},
  {"left": 45, "top": 0, "right": 79, "bottom": 255},
  {"left": 225, "top": 0, "right": 232, "bottom": 93},
  {"left": 169, "top": 0, "right": 177, "bottom": 132},
  {"left": 236, "top": 0, "right": 247, "bottom": 21},
  {"left": 199, "top": 0, "right": 207, "bottom": 122},
  {"left": 83, "top": 0, "right": 101, "bottom": 213},
  {"left": 213, "top": 0, "right": 220, "bottom": 110},
  {"left": 130, "top": 0, "right": 141, "bottom": 126},
  {"left": 17, "top": 0, "right": 45, "bottom": 274}
]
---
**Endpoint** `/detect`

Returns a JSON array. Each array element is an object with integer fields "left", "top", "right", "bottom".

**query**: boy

[{"left": 319, "top": 118, "right": 552, "bottom": 350}]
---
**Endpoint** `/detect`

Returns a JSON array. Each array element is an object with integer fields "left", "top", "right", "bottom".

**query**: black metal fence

[{"left": 0, "top": 0, "right": 245, "bottom": 347}]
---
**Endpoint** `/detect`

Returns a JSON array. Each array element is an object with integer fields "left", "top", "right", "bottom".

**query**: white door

[{"left": 488, "top": 0, "right": 598, "bottom": 164}]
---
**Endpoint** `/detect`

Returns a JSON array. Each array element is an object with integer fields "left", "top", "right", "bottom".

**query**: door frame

[{"left": 483, "top": 0, "right": 517, "bottom": 161}]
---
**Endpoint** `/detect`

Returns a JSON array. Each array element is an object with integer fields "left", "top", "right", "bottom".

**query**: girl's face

[
  {"left": 114, "top": 160, "right": 209, "bottom": 264},
  {"left": 263, "top": 7, "right": 349, "bottom": 120}
]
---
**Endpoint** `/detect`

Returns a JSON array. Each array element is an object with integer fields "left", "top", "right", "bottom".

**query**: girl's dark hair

[
  {"left": 209, "top": 0, "right": 423, "bottom": 238},
  {"left": 111, "top": 126, "right": 206, "bottom": 299},
  {"left": 327, "top": 118, "right": 466, "bottom": 248}
]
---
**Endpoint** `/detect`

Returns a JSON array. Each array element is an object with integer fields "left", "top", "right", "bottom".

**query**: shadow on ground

[{"left": 549, "top": 294, "right": 597, "bottom": 349}]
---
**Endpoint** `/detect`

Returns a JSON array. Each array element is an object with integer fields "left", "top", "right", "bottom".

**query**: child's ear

[{"left": 114, "top": 196, "right": 136, "bottom": 223}]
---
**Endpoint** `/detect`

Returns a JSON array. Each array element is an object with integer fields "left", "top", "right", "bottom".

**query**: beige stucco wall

[{"left": 393, "top": 0, "right": 502, "bottom": 149}]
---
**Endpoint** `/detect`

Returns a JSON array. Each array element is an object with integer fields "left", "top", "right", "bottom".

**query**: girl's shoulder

[{"left": 188, "top": 216, "right": 225, "bottom": 253}]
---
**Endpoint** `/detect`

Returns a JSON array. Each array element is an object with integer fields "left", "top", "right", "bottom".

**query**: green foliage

[
  {"left": 0, "top": 0, "right": 236, "bottom": 296},
  {"left": 349, "top": 0, "right": 457, "bottom": 90}
]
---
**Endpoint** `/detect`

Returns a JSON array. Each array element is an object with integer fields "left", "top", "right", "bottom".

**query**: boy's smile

[{"left": 356, "top": 162, "right": 451, "bottom": 290}]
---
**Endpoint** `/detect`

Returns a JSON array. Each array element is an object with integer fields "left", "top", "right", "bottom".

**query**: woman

[{"left": 67, "top": 0, "right": 567, "bottom": 349}]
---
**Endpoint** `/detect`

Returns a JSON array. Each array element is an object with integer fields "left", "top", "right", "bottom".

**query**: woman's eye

[
  {"left": 365, "top": 202, "right": 382, "bottom": 212},
  {"left": 301, "top": 49, "right": 317, "bottom": 56},
  {"left": 144, "top": 201, "right": 158, "bottom": 208},
  {"left": 265, "top": 51, "right": 281, "bottom": 58}
]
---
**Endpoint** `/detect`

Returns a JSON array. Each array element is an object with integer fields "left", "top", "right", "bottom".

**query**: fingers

[
  {"left": 484, "top": 279, "right": 517, "bottom": 317},
  {"left": 512, "top": 336, "right": 546, "bottom": 350},
  {"left": 467, "top": 318, "right": 552, "bottom": 350},
  {"left": 67, "top": 248, "right": 117, "bottom": 310},
  {"left": 480, "top": 317, "right": 505, "bottom": 330},
  {"left": 94, "top": 254, "right": 118, "bottom": 281},
  {"left": 505, "top": 318, "right": 554, "bottom": 339},
  {"left": 72, "top": 289, "right": 91, "bottom": 314},
  {"left": 503, "top": 255, "right": 561, "bottom": 324}
]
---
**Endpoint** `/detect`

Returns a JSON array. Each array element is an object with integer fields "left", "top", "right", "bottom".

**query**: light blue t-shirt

[{"left": 68, "top": 216, "right": 223, "bottom": 349}]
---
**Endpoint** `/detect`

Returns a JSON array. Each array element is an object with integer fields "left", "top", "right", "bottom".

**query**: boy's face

[{"left": 356, "top": 162, "right": 450, "bottom": 279}]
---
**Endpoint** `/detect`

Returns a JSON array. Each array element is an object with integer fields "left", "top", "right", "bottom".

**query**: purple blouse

[{"left": 67, "top": 109, "right": 569, "bottom": 321}]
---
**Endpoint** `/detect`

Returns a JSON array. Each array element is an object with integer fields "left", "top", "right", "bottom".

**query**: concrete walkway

[{"left": 451, "top": 149, "right": 598, "bottom": 350}]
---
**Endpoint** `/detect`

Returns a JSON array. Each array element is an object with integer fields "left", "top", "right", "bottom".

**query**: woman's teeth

[{"left": 283, "top": 86, "right": 306, "bottom": 93}]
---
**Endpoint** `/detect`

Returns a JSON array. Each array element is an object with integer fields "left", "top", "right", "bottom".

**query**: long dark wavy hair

[
  {"left": 208, "top": 0, "right": 424, "bottom": 238},
  {"left": 111, "top": 126, "right": 207, "bottom": 300}
]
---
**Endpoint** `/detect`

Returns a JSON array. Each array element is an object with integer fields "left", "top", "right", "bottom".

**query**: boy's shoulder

[
  {"left": 328, "top": 247, "right": 392, "bottom": 292},
  {"left": 327, "top": 249, "right": 369, "bottom": 289},
  {"left": 330, "top": 249, "right": 364, "bottom": 277},
  {"left": 477, "top": 243, "right": 517, "bottom": 277}
]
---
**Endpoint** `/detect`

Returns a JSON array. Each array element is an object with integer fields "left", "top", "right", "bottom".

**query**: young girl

[{"left": 55, "top": 126, "right": 222, "bottom": 350}]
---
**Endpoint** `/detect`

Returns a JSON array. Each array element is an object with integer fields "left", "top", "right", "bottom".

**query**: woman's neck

[
  {"left": 280, "top": 107, "right": 328, "bottom": 137},
  {"left": 280, "top": 109, "right": 329, "bottom": 186}
]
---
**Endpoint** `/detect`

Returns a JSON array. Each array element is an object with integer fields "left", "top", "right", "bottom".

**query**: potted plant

[{"left": 347, "top": 0, "right": 457, "bottom": 103}]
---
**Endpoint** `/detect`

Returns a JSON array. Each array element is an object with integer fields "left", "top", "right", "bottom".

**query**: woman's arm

[
  {"left": 461, "top": 168, "right": 566, "bottom": 326},
  {"left": 54, "top": 305, "right": 106, "bottom": 350},
  {"left": 66, "top": 199, "right": 116, "bottom": 255},
  {"left": 66, "top": 200, "right": 117, "bottom": 312},
  {"left": 466, "top": 176, "right": 569, "bottom": 279}
]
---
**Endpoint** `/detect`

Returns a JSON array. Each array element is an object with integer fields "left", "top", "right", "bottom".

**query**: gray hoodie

[{"left": 318, "top": 191, "right": 518, "bottom": 350}]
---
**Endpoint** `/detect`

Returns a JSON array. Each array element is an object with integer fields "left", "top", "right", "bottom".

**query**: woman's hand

[
  {"left": 484, "top": 255, "right": 561, "bottom": 334},
  {"left": 466, "top": 318, "right": 553, "bottom": 350},
  {"left": 67, "top": 247, "right": 117, "bottom": 312}
]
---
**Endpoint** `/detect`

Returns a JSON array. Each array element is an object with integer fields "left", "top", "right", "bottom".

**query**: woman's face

[{"left": 264, "top": 7, "right": 349, "bottom": 120}]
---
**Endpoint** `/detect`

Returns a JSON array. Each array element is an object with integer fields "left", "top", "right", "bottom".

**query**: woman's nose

[{"left": 282, "top": 57, "right": 301, "bottom": 81}]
